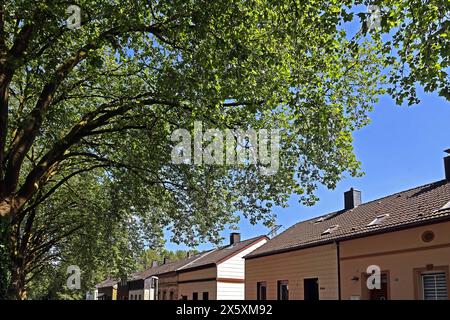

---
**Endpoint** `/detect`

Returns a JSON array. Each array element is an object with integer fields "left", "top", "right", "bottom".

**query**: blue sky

[{"left": 166, "top": 89, "right": 450, "bottom": 251}]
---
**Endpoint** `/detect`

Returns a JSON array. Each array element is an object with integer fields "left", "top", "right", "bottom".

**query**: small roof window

[
  {"left": 368, "top": 214, "right": 390, "bottom": 226},
  {"left": 322, "top": 225, "right": 339, "bottom": 235},
  {"left": 440, "top": 200, "right": 450, "bottom": 211},
  {"left": 314, "top": 217, "right": 326, "bottom": 223}
]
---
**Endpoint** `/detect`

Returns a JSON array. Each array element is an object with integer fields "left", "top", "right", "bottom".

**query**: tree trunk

[
  {"left": 7, "top": 263, "right": 27, "bottom": 300},
  {"left": 0, "top": 214, "right": 11, "bottom": 299},
  {"left": 0, "top": 206, "right": 27, "bottom": 300}
]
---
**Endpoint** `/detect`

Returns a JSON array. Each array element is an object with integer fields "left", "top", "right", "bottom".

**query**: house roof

[
  {"left": 95, "top": 277, "right": 118, "bottom": 289},
  {"left": 128, "top": 235, "right": 267, "bottom": 281},
  {"left": 132, "top": 252, "right": 211, "bottom": 280},
  {"left": 246, "top": 179, "right": 450, "bottom": 259},
  {"left": 177, "top": 235, "right": 267, "bottom": 272}
]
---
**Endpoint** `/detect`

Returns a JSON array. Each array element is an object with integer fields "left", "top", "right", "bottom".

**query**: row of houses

[
  {"left": 95, "top": 233, "right": 268, "bottom": 300},
  {"left": 95, "top": 151, "right": 450, "bottom": 300}
]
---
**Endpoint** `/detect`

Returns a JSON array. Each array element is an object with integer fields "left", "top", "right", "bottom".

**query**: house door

[
  {"left": 304, "top": 278, "right": 319, "bottom": 301},
  {"left": 369, "top": 273, "right": 389, "bottom": 300}
]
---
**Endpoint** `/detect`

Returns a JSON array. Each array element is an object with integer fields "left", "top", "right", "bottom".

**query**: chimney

[
  {"left": 444, "top": 149, "right": 450, "bottom": 181},
  {"left": 151, "top": 260, "right": 158, "bottom": 268},
  {"left": 163, "top": 257, "right": 169, "bottom": 264},
  {"left": 230, "top": 232, "right": 241, "bottom": 245},
  {"left": 344, "top": 188, "right": 361, "bottom": 210}
]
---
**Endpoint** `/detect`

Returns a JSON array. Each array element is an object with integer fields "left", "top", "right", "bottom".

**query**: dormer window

[
  {"left": 368, "top": 214, "right": 390, "bottom": 226},
  {"left": 322, "top": 225, "right": 339, "bottom": 235}
]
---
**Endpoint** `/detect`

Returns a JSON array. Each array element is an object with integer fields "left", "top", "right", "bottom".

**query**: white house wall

[
  {"left": 217, "top": 238, "right": 267, "bottom": 279},
  {"left": 216, "top": 282, "right": 245, "bottom": 300}
]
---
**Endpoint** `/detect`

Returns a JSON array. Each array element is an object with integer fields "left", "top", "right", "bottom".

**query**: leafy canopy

[{"left": 0, "top": 0, "right": 388, "bottom": 297}]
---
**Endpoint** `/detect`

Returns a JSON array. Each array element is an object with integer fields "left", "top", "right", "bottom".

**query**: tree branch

[
  {"left": 3, "top": 23, "right": 164, "bottom": 197},
  {"left": 13, "top": 97, "right": 166, "bottom": 212}
]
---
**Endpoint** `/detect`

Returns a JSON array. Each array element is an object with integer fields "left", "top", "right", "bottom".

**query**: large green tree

[
  {"left": 355, "top": 0, "right": 449, "bottom": 104},
  {"left": 0, "top": 0, "right": 386, "bottom": 299}
]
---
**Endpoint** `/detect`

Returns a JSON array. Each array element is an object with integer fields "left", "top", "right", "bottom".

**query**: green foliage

[
  {"left": 140, "top": 249, "right": 198, "bottom": 270},
  {"left": 0, "top": 0, "right": 394, "bottom": 297},
  {"left": 354, "top": 0, "right": 449, "bottom": 104}
]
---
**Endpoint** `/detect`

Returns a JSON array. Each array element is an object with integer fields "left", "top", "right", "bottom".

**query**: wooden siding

[
  {"left": 340, "top": 220, "right": 450, "bottom": 300},
  {"left": 245, "top": 243, "right": 339, "bottom": 300},
  {"left": 217, "top": 282, "right": 245, "bottom": 300},
  {"left": 178, "top": 266, "right": 217, "bottom": 282},
  {"left": 158, "top": 272, "right": 179, "bottom": 300},
  {"left": 217, "top": 238, "right": 267, "bottom": 279},
  {"left": 128, "top": 289, "right": 144, "bottom": 300},
  {"left": 178, "top": 280, "right": 217, "bottom": 300}
]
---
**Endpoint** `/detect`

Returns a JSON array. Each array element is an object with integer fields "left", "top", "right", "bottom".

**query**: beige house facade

[
  {"left": 245, "top": 153, "right": 450, "bottom": 300},
  {"left": 340, "top": 220, "right": 450, "bottom": 300},
  {"left": 245, "top": 243, "right": 339, "bottom": 300}
]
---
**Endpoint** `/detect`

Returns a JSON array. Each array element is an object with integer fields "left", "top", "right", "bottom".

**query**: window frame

[
  {"left": 421, "top": 271, "right": 448, "bottom": 300},
  {"left": 277, "top": 280, "right": 289, "bottom": 300},
  {"left": 257, "top": 281, "right": 267, "bottom": 300},
  {"left": 414, "top": 266, "right": 450, "bottom": 300},
  {"left": 367, "top": 214, "right": 390, "bottom": 226}
]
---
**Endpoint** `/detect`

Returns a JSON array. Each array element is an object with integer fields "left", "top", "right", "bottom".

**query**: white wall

[
  {"left": 215, "top": 238, "right": 267, "bottom": 300},
  {"left": 216, "top": 282, "right": 245, "bottom": 300},
  {"left": 129, "top": 289, "right": 144, "bottom": 300},
  {"left": 144, "top": 278, "right": 157, "bottom": 300},
  {"left": 217, "top": 238, "right": 267, "bottom": 279}
]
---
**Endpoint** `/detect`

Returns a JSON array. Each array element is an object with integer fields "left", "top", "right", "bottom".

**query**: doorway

[
  {"left": 363, "top": 272, "right": 389, "bottom": 300},
  {"left": 304, "top": 278, "right": 319, "bottom": 301}
]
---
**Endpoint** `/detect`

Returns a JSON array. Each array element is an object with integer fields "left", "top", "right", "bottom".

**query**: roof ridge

[
  {"left": 176, "top": 235, "right": 268, "bottom": 271},
  {"left": 289, "top": 179, "right": 448, "bottom": 229},
  {"left": 350, "top": 179, "right": 447, "bottom": 207},
  {"left": 247, "top": 179, "right": 450, "bottom": 259},
  {"left": 177, "top": 248, "right": 217, "bottom": 270}
]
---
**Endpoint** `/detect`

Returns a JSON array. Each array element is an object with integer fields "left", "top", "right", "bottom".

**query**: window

[
  {"left": 368, "top": 214, "right": 390, "bottom": 226},
  {"left": 257, "top": 282, "right": 267, "bottom": 300},
  {"left": 314, "top": 217, "right": 326, "bottom": 223},
  {"left": 202, "top": 292, "right": 209, "bottom": 300},
  {"left": 422, "top": 272, "right": 448, "bottom": 300},
  {"left": 138, "top": 294, "right": 142, "bottom": 300},
  {"left": 169, "top": 291, "right": 174, "bottom": 300},
  {"left": 181, "top": 295, "right": 188, "bottom": 300},
  {"left": 193, "top": 292, "right": 198, "bottom": 300},
  {"left": 438, "top": 200, "right": 450, "bottom": 212},
  {"left": 130, "top": 294, "right": 134, "bottom": 300},
  {"left": 150, "top": 277, "right": 158, "bottom": 288},
  {"left": 322, "top": 225, "right": 339, "bottom": 235},
  {"left": 277, "top": 280, "right": 289, "bottom": 300},
  {"left": 162, "top": 291, "right": 167, "bottom": 300}
]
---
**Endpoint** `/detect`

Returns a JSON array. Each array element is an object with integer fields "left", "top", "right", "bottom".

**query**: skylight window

[
  {"left": 432, "top": 200, "right": 450, "bottom": 214},
  {"left": 368, "top": 214, "right": 390, "bottom": 226},
  {"left": 440, "top": 201, "right": 450, "bottom": 211},
  {"left": 322, "top": 225, "right": 339, "bottom": 235},
  {"left": 314, "top": 217, "right": 326, "bottom": 223}
]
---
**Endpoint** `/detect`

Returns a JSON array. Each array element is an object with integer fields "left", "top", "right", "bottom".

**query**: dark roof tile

[{"left": 247, "top": 180, "right": 450, "bottom": 258}]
